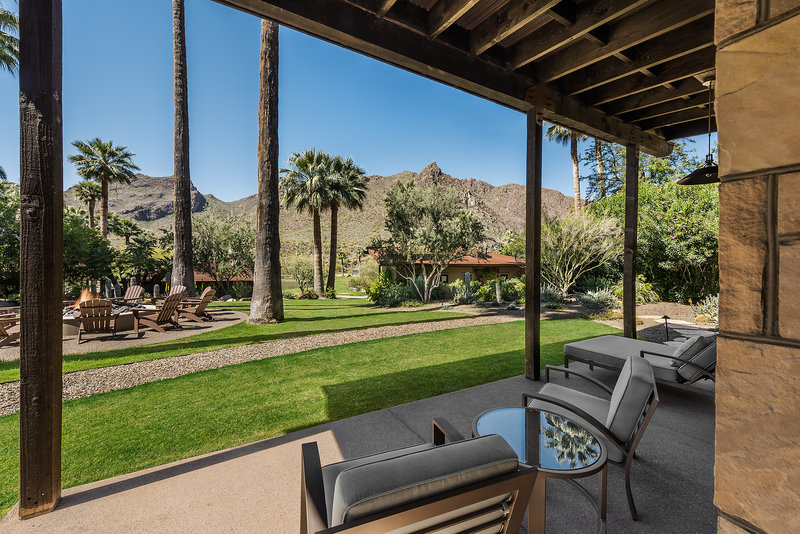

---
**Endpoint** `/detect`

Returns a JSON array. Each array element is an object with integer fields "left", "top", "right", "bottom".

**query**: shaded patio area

[{"left": 0, "top": 361, "right": 715, "bottom": 533}]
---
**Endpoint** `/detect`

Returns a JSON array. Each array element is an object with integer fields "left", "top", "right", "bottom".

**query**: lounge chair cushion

[
  {"left": 564, "top": 335, "right": 674, "bottom": 370},
  {"left": 606, "top": 356, "right": 655, "bottom": 444},
  {"left": 671, "top": 335, "right": 715, "bottom": 367},
  {"left": 325, "top": 434, "right": 518, "bottom": 527},
  {"left": 677, "top": 338, "right": 717, "bottom": 381}
]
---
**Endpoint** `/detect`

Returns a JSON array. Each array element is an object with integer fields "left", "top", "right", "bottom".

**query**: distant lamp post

[{"left": 662, "top": 315, "right": 671, "bottom": 341}]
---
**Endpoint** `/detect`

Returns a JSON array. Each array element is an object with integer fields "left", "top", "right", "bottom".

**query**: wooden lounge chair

[
  {"left": 136, "top": 293, "right": 182, "bottom": 333},
  {"left": 301, "top": 418, "right": 538, "bottom": 534},
  {"left": 151, "top": 284, "right": 186, "bottom": 304},
  {"left": 178, "top": 287, "right": 215, "bottom": 323},
  {"left": 112, "top": 284, "right": 144, "bottom": 306},
  {"left": 77, "top": 299, "right": 120, "bottom": 344},
  {"left": 0, "top": 315, "right": 20, "bottom": 348}
]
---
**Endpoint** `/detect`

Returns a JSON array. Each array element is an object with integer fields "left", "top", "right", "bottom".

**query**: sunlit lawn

[{"left": 0, "top": 318, "right": 620, "bottom": 515}]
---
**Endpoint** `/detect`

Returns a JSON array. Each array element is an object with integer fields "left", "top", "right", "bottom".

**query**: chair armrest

[
  {"left": 526, "top": 392, "right": 628, "bottom": 456},
  {"left": 544, "top": 365, "right": 613, "bottom": 395},
  {"left": 0, "top": 317, "right": 20, "bottom": 326},
  {"left": 432, "top": 417, "right": 465, "bottom": 445},
  {"left": 640, "top": 350, "right": 716, "bottom": 381},
  {"left": 301, "top": 442, "right": 328, "bottom": 534}
]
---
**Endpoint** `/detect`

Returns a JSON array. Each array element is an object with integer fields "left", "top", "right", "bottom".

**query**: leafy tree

[
  {"left": 0, "top": 178, "right": 19, "bottom": 295},
  {"left": 540, "top": 212, "right": 621, "bottom": 295},
  {"left": 280, "top": 148, "right": 335, "bottom": 296},
  {"left": 63, "top": 209, "right": 115, "bottom": 291},
  {"left": 114, "top": 232, "right": 172, "bottom": 293},
  {"left": 0, "top": 2, "right": 19, "bottom": 75},
  {"left": 283, "top": 254, "right": 314, "bottom": 294},
  {"left": 372, "top": 181, "right": 485, "bottom": 302},
  {"left": 192, "top": 211, "right": 256, "bottom": 296},
  {"left": 591, "top": 180, "right": 719, "bottom": 301},
  {"left": 0, "top": 164, "right": 6, "bottom": 180},
  {"left": 546, "top": 123, "right": 587, "bottom": 211},
  {"left": 326, "top": 156, "right": 367, "bottom": 291},
  {"left": 73, "top": 180, "right": 102, "bottom": 229},
  {"left": 68, "top": 138, "right": 140, "bottom": 237},
  {"left": 499, "top": 229, "right": 526, "bottom": 260}
]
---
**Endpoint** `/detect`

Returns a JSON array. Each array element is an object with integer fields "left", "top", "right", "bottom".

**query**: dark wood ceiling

[{"left": 216, "top": 0, "right": 716, "bottom": 155}]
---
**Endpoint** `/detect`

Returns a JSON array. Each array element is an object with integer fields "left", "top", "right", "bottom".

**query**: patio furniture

[
  {"left": 178, "top": 287, "right": 215, "bottom": 323},
  {"left": 135, "top": 293, "right": 182, "bottom": 333},
  {"left": 151, "top": 284, "right": 187, "bottom": 305},
  {"left": 0, "top": 315, "right": 20, "bottom": 348},
  {"left": 77, "top": 299, "right": 120, "bottom": 344},
  {"left": 473, "top": 406, "right": 608, "bottom": 534},
  {"left": 301, "top": 418, "right": 539, "bottom": 534},
  {"left": 525, "top": 355, "right": 658, "bottom": 521},
  {"left": 112, "top": 284, "right": 144, "bottom": 306},
  {"left": 563, "top": 334, "right": 717, "bottom": 390}
]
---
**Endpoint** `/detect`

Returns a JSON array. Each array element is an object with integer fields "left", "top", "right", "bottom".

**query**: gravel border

[{"left": 0, "top": 313, "right": 519, "bottom": 416}]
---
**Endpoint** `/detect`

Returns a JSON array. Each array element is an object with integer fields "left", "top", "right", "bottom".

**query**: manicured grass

[
  {"left": 0, "top": 318, "right": 619, "bottom": 515},
  {"left": 0, "top": 299, "right": 467, "bottom": 383},
  {"left": 278, "top": 276, "right": 363, "bottom": 296}
]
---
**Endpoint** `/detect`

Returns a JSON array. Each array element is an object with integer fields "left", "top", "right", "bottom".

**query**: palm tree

[
  {"left": 326, "top": 157, "right": 367, "bottom": 291},
  {"left": 173, "top": 0, "right": 195, "bottom": 295},
  {"left": 0, "top": 164, "right": 6, "bottom": 180},
  {"left": 73, "top": 180, "right": 102, "bottom": 229},
  {"left": 113, "top": 217, "right": 141, "bottom": 245},
  {"left": 249, "top": 19, "right": 284, "bottom": 324},
  {"left": 280, "top": 148, "right": 334, "bottom": 296},
  {"left": 542, "top": 413, "right": 600, "bottom": 469},
  {"left": 69, "top": 138, "right": 140, "bottom": 237},
  {"left": 0, "top": 2, "right": 19, "bottom": 75},
  {"left": 546, "top": 124, "right": 586, "bottom": 211},
  {"left": 595, "top": 138, "right": 606, "bottom": 198}
]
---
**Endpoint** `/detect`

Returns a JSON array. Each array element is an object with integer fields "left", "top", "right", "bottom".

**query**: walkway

[
  {"left": 0, "top": 313, "right": 519, "bottom": 416},
  {"left": 0, "top": 364, "right": 716, "bottom": 533}
]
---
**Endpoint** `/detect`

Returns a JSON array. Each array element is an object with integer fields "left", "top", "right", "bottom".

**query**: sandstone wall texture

[{"left": 715, "top": 1, "right": 800, "bottom": 533}]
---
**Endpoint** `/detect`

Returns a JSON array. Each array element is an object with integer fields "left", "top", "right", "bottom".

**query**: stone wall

[{"left": 715, "top": 2, "right": 800, "bottom": 532}]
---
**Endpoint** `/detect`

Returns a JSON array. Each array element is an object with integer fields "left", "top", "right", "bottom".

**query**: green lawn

[
  {"left": 279, "top": 276, "right": 363, "bottom": 296},
  {"left": 0, "top": 318, "right": 619, "bottom": 515},
  {"left": 0, "top": 299, "right": 466, "bottom": 383}
]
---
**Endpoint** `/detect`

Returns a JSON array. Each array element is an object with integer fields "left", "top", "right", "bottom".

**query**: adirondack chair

[
  {"left": 178, "top": 287, "right": 215, "bottom": 323},
  {"left": 0, "top": 315, "right": 20, "bottom": 348},
  {"left": 151, "top": 284, "right": 186, "bottom": 305},
  {"left": 77, "top": 299, "right": 120, "bottom": 344},
  {"left": 112, "top": 284, "right": 144, "bottom": 306},
  {"left": 136, "top": 293, "right": 182, "bottom": 333}
]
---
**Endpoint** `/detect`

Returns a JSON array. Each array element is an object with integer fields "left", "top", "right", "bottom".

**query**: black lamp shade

[{"left": 676, "top": 164, "right": 719, "bottom": 185}]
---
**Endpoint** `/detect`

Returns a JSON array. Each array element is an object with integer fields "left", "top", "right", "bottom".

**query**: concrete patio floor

[{"left": 0, "top": 362, "right": 715, "bottom": 533}]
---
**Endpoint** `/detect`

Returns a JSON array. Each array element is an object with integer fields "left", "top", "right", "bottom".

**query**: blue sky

[{"left": 0, "top": 0, "right": 710, "bottom": 201}]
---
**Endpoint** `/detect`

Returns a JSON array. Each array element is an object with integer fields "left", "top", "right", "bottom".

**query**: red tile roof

[{"left": 368, "top": 249, "right": 524, "bottom": 267}]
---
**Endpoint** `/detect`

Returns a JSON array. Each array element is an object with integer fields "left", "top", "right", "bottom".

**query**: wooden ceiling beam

[
  {"left": 662, "top": 117, "right": 716, "bottom": 140},
  {"left": 600, "top": 78, "right": 708, "bottom": 115},
  {"left": 621, "top": 92, "right": 711, "bottom": 122},
  {"left": 428, "top": 0, "right": 481, "bottom": 39},
  {"left": 214, "top": 0, "right": 672, "bottom": 155},
  {"left": 584, "top": 47, "right": 715, "bottom": 106},
  {"left": 470, "top": 0, "right": 562, "bottom": 56},
  {"left": 638, "top": 104, "right": 713, "bottom": 130},
  {"left": 506, "top": 0, "right": 651, "bottom": 70},
  {"left": 546, "top": 1, "right": 576, "bottom": 26},
  {"left": 562, "top": 18, "right": 714, "bottom": 95},
  {"left": 534, "top": 0, "right": 715, "bottom": 83},
  {"left": 377, "top": 0, "right": 398, "bottom": 17}
]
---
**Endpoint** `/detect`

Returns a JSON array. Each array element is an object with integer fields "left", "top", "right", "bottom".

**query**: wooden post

[
  {"left": 525, "top": 108, "right": 543, "bottom": 380},
  {"left": 18, "top": 0, "right": 63, "bottom": 518},
  {"left": 623, "top": 144, "right": 639, "bottom": 339}
]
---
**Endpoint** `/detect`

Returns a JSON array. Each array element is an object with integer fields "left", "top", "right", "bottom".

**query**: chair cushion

[
  {"left": 565, "top": 335, "right": 674, "bottom": 370},
  {"left": 677, "top": 338, "right": 717, "bottom": 381},
  {"left": 642, "top": 354, "right": 681, "bottom": 382},
  {"left": 670, "top": 335, "right": 716, "bottom": 367},
  {"left": 606, "top": 356, "right": 655, "bottom": 444},
  {"left": 326, "top": 434, "right": 518, "bottom": 527}
]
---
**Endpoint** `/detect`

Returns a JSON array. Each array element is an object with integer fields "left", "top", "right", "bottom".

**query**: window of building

[{"left": 441, "top": 274, "right": 448, "bottom": 283}]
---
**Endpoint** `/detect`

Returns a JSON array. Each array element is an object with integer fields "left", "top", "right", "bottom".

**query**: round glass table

[{"left": 473, "top": 407, "right": 607, "bottom": 534}]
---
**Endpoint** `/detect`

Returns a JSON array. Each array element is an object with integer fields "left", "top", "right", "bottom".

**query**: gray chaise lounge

[{"left": 564, "top": 334, "right": 716, "bottom": 390}]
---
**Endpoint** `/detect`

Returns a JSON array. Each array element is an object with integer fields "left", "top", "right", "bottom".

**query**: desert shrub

[
  {"left": 575, "top": 271, "right": 621, "bottom": 294},
  {"left": 367, "top": 272, "right": 418, "bottom": 306},
  {"left": 283, "top": 254, "right": 314, "bottom": 294},
  {"left": 692, "top": 294, "right": 719, "bottom": 327},
  {"left": 540, "top": 283, "right": 565, "bottom": 303},
  {"left": 229, "top": 281, "right": 253, "bottom": 300},
  {"left": 430, "top": 284, "right": 448, "bottom": 301},
  {"left": 612, "top": 275, "right": 660, "bottom": 304},
  {"left": 399, "top": 300, "right": 424, "bottom": 308},
  {"left": 323, "top": 287, "right": 337, "bottom": 299},
  {"left": 502, "top": 278, "right": 525, "bottom": 302},
  {"left": 577, "top": 288, "right": 618, "bottom": 310},
  {"left": 476, "top": 282, "right": 494, "bottom": 302},
  {"left": 282, "top": 289, "right": 300, "bottom": 299},
  {"left": 366, "top": 272, "right": 395, "bottom": 304},
  {"left": 348, "top": 257, "right": 379, "bottom": 292},
  {"left": 298, "top": 290, "right": 318, "bottom": 300},
  {"left": 452, "top": 284, "right": 479, "bottom": 305}
]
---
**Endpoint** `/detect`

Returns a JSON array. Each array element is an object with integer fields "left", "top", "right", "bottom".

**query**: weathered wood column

[
  {"left": 525, "top": 108, "right": 543, "bottom": 380},
  {"left": 18, "top": 0, "right": 63, "bottom": 518},
  {"left": 623, "top": 144, "right": 639, "bottom": 339}
]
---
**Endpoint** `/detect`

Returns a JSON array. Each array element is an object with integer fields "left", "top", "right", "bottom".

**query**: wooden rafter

[
  {"left": 506, "top": 0, "right": 651, "bottom": 70},
  {"left": 535, "top": 1, "right": 715, "bottom": 83},
  {"left": 377, "top": 0, "right": 397, "bottom": 17},
  {"left": 428, "top": 0, "right": 480, "bottom": 39},
  {"left": 638, "top": 104, "right": 713, "bottom": 131},
  {"left": 621, "top": 92, "right": 710, "bottom": 122},
  {"left": 662, "top": 117, "right": 716, "bottom": 139},
  {"left": 600, "top": 78, "right": 708, "bottom": 116},
  {"left": 470, "top": 0, "right": 561, "bottom": 56}
]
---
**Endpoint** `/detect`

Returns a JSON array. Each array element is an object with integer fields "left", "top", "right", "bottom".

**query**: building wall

[
  {"left": 715, "top": 2, "right": 800, "bottom": 532},
  {"left": 440, "top": 266, "right": 524, "bottom": 284}
]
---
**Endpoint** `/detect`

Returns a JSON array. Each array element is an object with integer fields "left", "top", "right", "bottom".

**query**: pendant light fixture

[{"left": 677, "top": 80, "right": 718, "bottom": 185}]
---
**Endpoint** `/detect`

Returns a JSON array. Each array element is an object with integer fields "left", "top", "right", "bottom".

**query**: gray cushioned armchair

[
  {"left": 300, "top": 419, "right": 539, "bottom": 534},
  {"left": 525, "top": 355, "right": 659, "bottom": 521}
]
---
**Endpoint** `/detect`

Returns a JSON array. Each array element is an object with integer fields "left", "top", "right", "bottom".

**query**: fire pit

[{"left": 61, "top": 289, "right": 147, "bottom": 336}]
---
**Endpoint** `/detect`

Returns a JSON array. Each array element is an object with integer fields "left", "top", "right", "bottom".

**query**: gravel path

[{"left": 0, "top": 313, "right": 520, "bottom": 416}]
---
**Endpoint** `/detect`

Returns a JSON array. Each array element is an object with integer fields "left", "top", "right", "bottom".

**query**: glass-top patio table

[{"left": 473, "top": 407, "right": 608, "bottom": 534}]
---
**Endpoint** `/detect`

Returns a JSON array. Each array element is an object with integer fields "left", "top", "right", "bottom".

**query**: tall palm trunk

[
  {"left": 172, "top": 0, "right": 195, "bottom": 296},
  {"left": 250, "top": 20, "right": 284, "bottom": 324},
  {"left": 570, "top": 133, "right": 581, "bottom": 211},
  {"left": 312, "top": 209, "right": 324, "bottom": 296},
  {"left": 100, "top": 176, "right": 109, "bottom": 236},
  {"left": 595, "top": 138, "right": 606, "bottom": 198},
  {"left": 326, "top": 203, "right": 338, "bottom": 291},
  {"left": 88, "top": 199, "right": 95, "bottom": 229}
]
